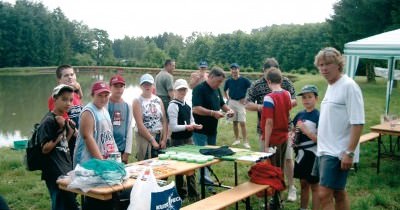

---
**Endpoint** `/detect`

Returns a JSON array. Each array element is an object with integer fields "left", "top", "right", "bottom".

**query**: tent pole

[{"left": 385, "top": 57, "right": 395, "bottom": 114}]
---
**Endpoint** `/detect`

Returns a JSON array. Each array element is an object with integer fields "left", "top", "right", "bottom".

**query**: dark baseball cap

[
  {"left": 230, "top": 63, "right": 239, "bottom": 69},
  {"left": 297, "top": 85, "right": 318, "bottom": 96}
]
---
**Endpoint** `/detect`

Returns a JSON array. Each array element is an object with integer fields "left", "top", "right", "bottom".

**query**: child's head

[
  {"left": 297, "top": 85, "right": 318, "bottom": 110},
  {"left": 52, "top": 84, "right": 74, "bottom": 113},
  {"left": 91, "top": 81, "right": 111, "bottom": 108},
  {"left": 266, "top": 67, "right": 282, "bottom": 84},
  {"left": 56, "top": 65, "right": 77, "bottom": 86},
  {"left": 109, "top": 75, "right": 126, "bottom": 98},
  {"left": 173, "top": 79, "right": 189, "bottom": 100}
]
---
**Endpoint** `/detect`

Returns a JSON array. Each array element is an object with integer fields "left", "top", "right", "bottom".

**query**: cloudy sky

[{"left": 5, "top": 0, "right": 339, "bottom": 39}]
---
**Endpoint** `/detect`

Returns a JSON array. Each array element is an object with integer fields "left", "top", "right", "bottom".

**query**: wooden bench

[
  {"left": 181, "top": 181, "right": 269, "bottom": 210},
  {"left": 354, "top": 132, "right": 380, "bottom": 172},
  {"left": 359, "top": 132, "right": 379, "bottom": 144}
]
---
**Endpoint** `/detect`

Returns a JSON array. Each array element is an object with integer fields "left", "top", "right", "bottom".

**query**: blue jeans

[
  {"left": 193, "top": 133, "right": 217, "bottom": 146},
  {"left": 45, "top": 180, "right": 79, "bottom": 210}
]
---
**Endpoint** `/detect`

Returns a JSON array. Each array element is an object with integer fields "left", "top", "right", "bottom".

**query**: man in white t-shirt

[{"left": 313, "top": 47, "right": 364, "bottom": 210}]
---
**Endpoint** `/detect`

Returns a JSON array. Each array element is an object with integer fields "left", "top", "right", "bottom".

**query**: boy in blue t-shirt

[
  {"left": 292, "top": 85, "right": 320, "bottom": 210},
  {"left": 108, "top": 75, "right": 133, "bottom": 164}
]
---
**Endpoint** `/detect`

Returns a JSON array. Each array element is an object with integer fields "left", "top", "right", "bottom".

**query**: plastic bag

[{"left": 127, "top": 167, "right": 182, "bottom": 210}]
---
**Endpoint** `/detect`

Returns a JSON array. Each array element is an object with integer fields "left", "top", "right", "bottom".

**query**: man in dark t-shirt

[{"left": 192, "top": 67, "right": 233, "bottom": 146}]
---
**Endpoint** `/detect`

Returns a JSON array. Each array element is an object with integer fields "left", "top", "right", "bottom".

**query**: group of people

[{"left": 35, "top": 46, "right": 364, "bottom": 210}]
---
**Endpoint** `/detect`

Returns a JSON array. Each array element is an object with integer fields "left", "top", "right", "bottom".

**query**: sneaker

[
  {"left": 287, "top": 186, "right": 297, "bottom": 202},
  {"left": 232, "top": 140, "right": 241, "bottom": 146},
  {"left": 243, "top": 142, "right": 251, "bottom": 149}
]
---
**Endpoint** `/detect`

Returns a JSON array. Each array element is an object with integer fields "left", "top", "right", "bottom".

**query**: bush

[
  {"left": 290, "top": 69, "right": 297, "bottom": 74},
  {"left": 310, "top": 69, "right": 318, "bottom": 75},
  {"left": 298, "top": 68, "right": 307, "bottom": 75},
  {"left": 244, "top": 67, "right": 254, "bottom": 72}
]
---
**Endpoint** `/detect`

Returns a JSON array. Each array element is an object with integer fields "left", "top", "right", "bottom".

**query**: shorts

[
  {"left": 227, "top": 99, "right": 246, "bottom": 122},
  {"left": 135, "top": 131, "right": 161, "bottom": 161},
  {"left": 285, "top": 143, "right": 293, "bottom": 160},
  {"left": 312, "top": 155, "right": 349, "bottom": 190},
  {"left": 294, "top": 149, "right": 319, "bottom": 184}
]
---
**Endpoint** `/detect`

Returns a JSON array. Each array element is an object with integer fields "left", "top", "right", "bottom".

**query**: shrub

[{"left": 298, "top": 68, "right": 307, "bottom": 75}]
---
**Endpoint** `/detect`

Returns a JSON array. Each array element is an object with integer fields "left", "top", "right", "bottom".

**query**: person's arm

[
  {"left": 263, "top": 118, "right": 273, "bottom": 152},
  {"left": 282, "top": 77, "right": 297, "bottom": 107},
  {"left": 168, "top": 103, "right": 189, "bottom": 132},
  {"left": 123, "top": 104, "right": 133, "bottom": 163},
  {"left": 341, "top": 124, "right": 363, "bottom": 170},
  {"left": 80, "top": 110, "right": 103, "bottom": 159},
  {"left": 192, "top": 106, "right": 225, "bottom": 119},
  {"left": 297, "top": 120, "right": 317, "bottom": 142},
  {"left": 245, "top": 82, "right": 261, "bottom": 111},
  {"left": 132, "top": 99, "right": 160, "bottom": 149},
  {"left": 159, "top": 100, "right": 168, "bottom": 149},
  {"left": 189, "top": 72, "right": 200, "bottom": 89}
]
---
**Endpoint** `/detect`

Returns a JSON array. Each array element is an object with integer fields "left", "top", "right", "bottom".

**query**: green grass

[{"left": 1, "top": 74, "right": 400, "bottom": 209}]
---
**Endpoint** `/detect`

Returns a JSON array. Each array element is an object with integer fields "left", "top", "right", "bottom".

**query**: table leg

[
  {"left": 200, "top": 167, "right": 205, "bottom": 199},
  {"left": 235, "top": 162, "right": 238, "bottom": 210},
  {"left": 377, "top": 134, "right": 382, "bottom": 174}
]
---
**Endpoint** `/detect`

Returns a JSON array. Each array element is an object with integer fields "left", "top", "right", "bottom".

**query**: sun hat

[
  {"left": 174, "top": 79, "right": 189, "bottom": 90},
  {"left": 198, "top": 61, "right": 208, "bottom": 68},
  {"left": 139, "top": 73, "right": 154, "bottom": 85},
  {"left": 297, "top": 85, "right": 318, "bottom": 96},
  {"left": 52, "top": 84, "right": 74, "bottom": 98},
  {"left": 109, "top": 75, "right": 125, "bottom": 86},
  {"left": 91, "top": 81, "right": 111, "bottom": 95}
]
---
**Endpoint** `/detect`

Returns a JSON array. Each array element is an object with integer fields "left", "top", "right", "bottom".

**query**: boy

[
  {"left": 39, "top": 84, "right": 79, "bottom": 210},
  {"left": 167, "top": 79, "right": 202, "bottom": 200},
  {"left": 47, "top": 65, "right": 83, "bottom": 160},
  {"left": 108, "top": 75, "right": 133, "bottom": 164},
  {"left": 261, "top": 67, "right": 292, "bottom": 209},
  {"left": 292, "top": 85, "right": 320, "bottom": 210}
]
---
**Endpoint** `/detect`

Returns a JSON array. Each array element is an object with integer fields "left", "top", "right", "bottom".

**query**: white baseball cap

[{"left": 174, "top": 79, "right": 189, "bottom": 90}]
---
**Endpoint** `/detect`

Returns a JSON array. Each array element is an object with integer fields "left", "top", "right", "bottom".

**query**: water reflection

[{"left": 0, "top": 70, "right": 192, "bottom": 147}]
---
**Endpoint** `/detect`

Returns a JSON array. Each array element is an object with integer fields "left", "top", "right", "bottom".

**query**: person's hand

[
  {"left": 159, "top": 140, "right": 167, "bottom": 149},
  {"left": 226, "top": 109, "right": 234, "bottom": 118},
  {"left": 296, "top": 120, "right": 306, "bottom": 133},
  {"left": 341, "top": 154, "right": 353, "bottom": 170},
  {"left": 151, "top": 139, "right": 160, "bottom": 150},
  {"left": 71, "top": 81, "right": 81, "bottom": 91},
  {"left": 193, "top": 124, "right": 203, "bottom": 130},
  {"left": 55, "top": 116, "right": 66, "bottom": 129},
  {"left": 186, "top": 124, "right": 195, "bottom": 131},
  {"left": 122, "top": 153, "right": 130, "bottom": 164},
  {"left": 213, "top": 111, "right": 225, "bottom": 119}
]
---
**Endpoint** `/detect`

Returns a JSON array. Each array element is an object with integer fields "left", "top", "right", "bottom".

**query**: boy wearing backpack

[{"left": 38, "top": 84, "right": 79, "bottom": 210}]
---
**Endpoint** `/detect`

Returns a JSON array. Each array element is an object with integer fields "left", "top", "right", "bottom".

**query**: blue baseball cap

[
  {"left": 230, "top": 63, "right": 240, "bottom": 69},
  {"left": 198, "top": 61, "right": 208, "bottom": 68},
  {"left": 297, "top": 85, "right": 318, "bottom": 96}
]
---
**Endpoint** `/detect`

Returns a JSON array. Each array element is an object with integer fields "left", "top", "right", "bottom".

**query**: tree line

[{"left": 1, "top": 0, "right": 399, "bottom": 74}]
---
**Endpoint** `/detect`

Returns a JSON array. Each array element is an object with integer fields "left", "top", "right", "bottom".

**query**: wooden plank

[
  {"left": 359, "top": 132, "right": 379, "bottom": 144},
  {"left": 181, "top": 182, "right": 269, "bottom": 210}
]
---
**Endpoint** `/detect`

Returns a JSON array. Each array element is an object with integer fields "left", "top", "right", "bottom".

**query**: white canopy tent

[{"left": 344, "top": 29, "right": 400, "bottom": 114}]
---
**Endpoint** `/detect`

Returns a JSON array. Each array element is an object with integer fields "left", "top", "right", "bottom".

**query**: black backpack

[{"left": 24, "top": 123, "right": 44, "bottom": 171}]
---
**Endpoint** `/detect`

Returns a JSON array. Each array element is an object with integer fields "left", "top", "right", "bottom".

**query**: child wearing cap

[
  {"left": 108, "top": 75, "right": 133, "bottom": 164},
  {"left": 74, "top": 81, "right": 118, "bottom": 164},
  {"left": 292, "top": 85, "right": 320, "bottom": 210},
  {"left": 132, "top": 74, "right": 168, "bottom": 161},
  {"left": 74, "top": 81, "right": 118, "bottom": 209},
  {"left": 167, "top": 79, "right": 202, "bottom": 200},
  {"left": 37, "top": 84, "right": 79, "bottom": 210}
]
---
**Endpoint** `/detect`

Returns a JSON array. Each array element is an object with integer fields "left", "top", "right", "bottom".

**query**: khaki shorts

[
  {"left": 227, "top": 99, "right": 246, "bottom": 122},
  {"left": 135, "top": 131, "right": 160, "bottom": 161}
]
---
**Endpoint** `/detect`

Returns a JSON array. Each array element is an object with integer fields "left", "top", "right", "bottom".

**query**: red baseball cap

[
  {"left": 109, "top": 75, "right": 126, "bottom": 86},
  {"left": 91, "top": 81, "right": 111, "bottom": 95}
]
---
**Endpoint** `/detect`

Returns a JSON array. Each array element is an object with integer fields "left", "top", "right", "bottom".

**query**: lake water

[{"left": 0, "top": 69, "right": 193, "bottom": 147}]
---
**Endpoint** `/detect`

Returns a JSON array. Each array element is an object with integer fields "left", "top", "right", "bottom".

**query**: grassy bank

[{"left": 1, "top": 74, "right": 400, "bottom": 209}]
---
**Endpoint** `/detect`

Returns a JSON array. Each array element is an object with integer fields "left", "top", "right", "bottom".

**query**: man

[
  {"left": 313, "top": 47, "right": 364, "bottom": 210},
  {"left": 155, "top": 59, "right": 175, "bottom": 114},
  {"left": 189, "top": 61, "right": 209, "bottom": 89},
  {"left": 223, "top": 63, "right": 251, "bottom": 149},
  {"left": 192, "top": 67, "right": 234, "bottom": 190},
  {"left": 245, "top": 58, "right": 298, "bottom": 201},
  {"left": 192, "top": 67, "right": 234, "bottom": 146}
]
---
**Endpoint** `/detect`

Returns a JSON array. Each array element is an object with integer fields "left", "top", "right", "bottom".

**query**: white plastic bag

[{"left": 127, "top": 167, "right": 181, "bottom": 210}]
